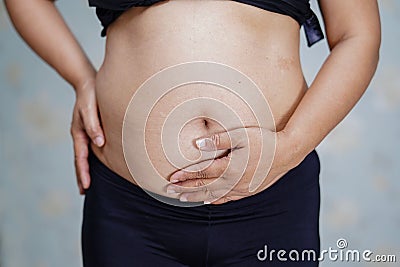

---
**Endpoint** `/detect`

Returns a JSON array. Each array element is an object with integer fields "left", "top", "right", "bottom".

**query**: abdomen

[{"left": 92, "top": 0, "right": 308, "bottom": 196}]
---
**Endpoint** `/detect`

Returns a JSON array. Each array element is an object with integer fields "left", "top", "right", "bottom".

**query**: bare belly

[{"left": 91, "top": 0, "right": 307, "bottom": 197}]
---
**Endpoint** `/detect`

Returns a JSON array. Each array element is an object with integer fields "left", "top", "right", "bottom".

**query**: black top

[{"left": 88, "top": 0, "right": 324, "bottom": 47}]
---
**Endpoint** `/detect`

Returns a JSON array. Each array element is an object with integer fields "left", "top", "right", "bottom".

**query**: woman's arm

[
  {"left": 283, "top": 0, "right": 381, "bottom": 159},
  {"left": 164, "top": 0, "right": 381, "bottom": 204},
  {"left": 5, "top": 0, "right": 95, "bottom": 89},
  {"left": 5, "top": 0, "right": 105, "bottom": 194}
]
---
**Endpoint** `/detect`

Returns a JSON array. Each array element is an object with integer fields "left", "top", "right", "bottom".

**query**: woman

[{"left": 5, "top": 0, "right": 380, "bottom": 266}]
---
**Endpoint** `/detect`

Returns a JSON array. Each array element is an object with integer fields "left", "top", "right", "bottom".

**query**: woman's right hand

[
  {"left": 5, "top": 0, "right": 107, "bottom": 194},
  {"left": 70, "top": 79, "right": 105, "bottom": 194}
]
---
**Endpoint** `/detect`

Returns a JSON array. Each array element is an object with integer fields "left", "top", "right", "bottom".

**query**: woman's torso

[{"left": 91, "top": 0, "right": 308, "bottom": 196}]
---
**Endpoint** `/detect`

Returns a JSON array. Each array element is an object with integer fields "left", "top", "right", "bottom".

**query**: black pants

[{"left": 82, "top": 149, "right": 321, "bottom": 267}]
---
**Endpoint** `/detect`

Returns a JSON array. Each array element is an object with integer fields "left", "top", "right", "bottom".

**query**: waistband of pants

[{"left": 87, "top": 147, "right": 320, "bottom": 211}]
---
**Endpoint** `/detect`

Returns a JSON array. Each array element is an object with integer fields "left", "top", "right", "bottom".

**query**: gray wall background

[{"left": 0, "top": 0, "right": 399, "bottom": 266}]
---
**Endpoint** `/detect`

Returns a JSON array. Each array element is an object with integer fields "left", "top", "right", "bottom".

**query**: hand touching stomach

[{"left": 91, "top": 0, "right": 307, "bottom": 198}]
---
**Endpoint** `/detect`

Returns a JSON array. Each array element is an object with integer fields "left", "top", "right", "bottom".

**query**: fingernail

[
  {"left": 94, "top": 136, "right": 104, "bottom": 147},
  {"left": 196, "top": 138, "right": 213, "bottom": 151},
  {"left": 180, "top": 195, "right": 188, "bottom": 202},
  {"left": 166, "top": 186, "right": 177, "bottom": 194},
  {"left": 83, "top": 178, "right": 90, "bottom": 189},
  {"left": 170, "top": 171, "right": 183, "bottom": 182},
  {"left": 196, "top": 138, "right": 206, "bottom": 148}
]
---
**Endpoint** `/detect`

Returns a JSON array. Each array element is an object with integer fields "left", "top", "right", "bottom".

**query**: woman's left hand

[{"left": 166, "top": 127, "right": 306, "bottom": 204}]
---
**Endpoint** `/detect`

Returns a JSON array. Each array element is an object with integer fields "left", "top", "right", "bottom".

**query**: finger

[
  {"left": 169, "top": 157, "right": 229, "bottom": 183},
  {"left": 209, "top": 195, "right": 243, "bottom": 205},
  {"left": 209, "top": 197, "right": 228, "bottom": 205},
  {"left": 167, "top": 172, "right": 235, "bottom": 198},
  {"left": 79, "top": 105, "right": 105, "bottom": 147},
  {"left": 74, "top": 161, "right": 85, "bottom": 195},
  {"left": 179, "top": 187, "right": 227, "bottom": 203},
  {"left": 72, "top": 128, "right": 91, "bottom": 190},
  {"left": 76, "top": 177, "right": 85, "bottom": 195},
  {"left": 167, "top": 177, "right": 218, "bottom": 194},
  {"left": 195, "top": 127, "right": 248, "bottom": 151},
  {"left": 71, "top": 121, "right": 86, "bottom": 195}
]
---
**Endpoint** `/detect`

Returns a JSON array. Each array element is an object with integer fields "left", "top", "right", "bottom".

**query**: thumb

[
  {"left": 80, "top": 105, "right": 105, "bottom": 147},
  {"left": 195, "top": 127, "right": 248, "bottom": 151}
]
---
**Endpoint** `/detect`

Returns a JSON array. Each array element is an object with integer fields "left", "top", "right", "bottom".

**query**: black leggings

[{"left": 82, "top": 149, "right": 321, "bottom": 267}]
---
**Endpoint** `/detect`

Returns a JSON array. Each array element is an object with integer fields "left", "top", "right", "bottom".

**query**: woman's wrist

[
  {"left": 68, "top": 57, "right": 97, "bottom": 95},
  {"left": 277, "top": 127, "right": 312, "bottom": 167},
  {"left": 73, "top": 74, "right": 96, "bottom": 96}
]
